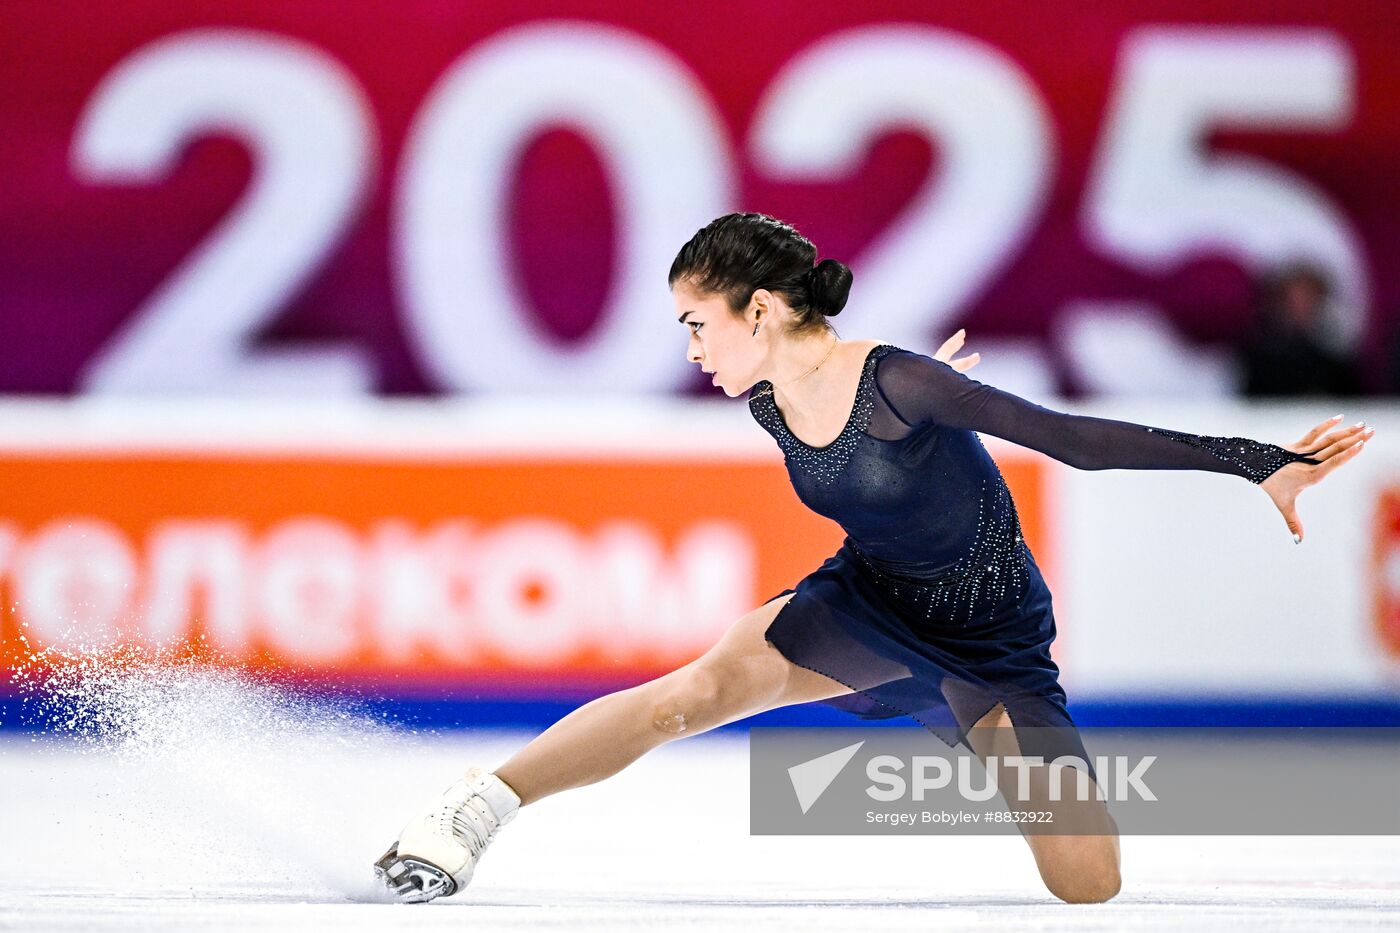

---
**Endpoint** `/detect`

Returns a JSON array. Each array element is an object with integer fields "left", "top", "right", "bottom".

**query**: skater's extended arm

[{"left": 872, "top": 349, "right": 1323, "bottom": 484}]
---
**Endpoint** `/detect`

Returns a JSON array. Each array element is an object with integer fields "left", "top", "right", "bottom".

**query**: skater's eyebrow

[{"left": 678, "top": 310, "right": 696, "bottom": 324}]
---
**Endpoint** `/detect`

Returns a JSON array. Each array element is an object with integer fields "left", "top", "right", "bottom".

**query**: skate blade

[{"left": 373, "top": 843, "right": 458, "bottom": 903}]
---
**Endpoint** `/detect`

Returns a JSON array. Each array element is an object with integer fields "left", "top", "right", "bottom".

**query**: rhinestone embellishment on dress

[
  {"left": 1143, "top": 427, "right": 1320, "bottom": 484},
  {"left": 851, "top": 471, "right": 1031, "bottom": 627},
  {"left": 748, "top": 344, "right": 896, "bottom": 486}
]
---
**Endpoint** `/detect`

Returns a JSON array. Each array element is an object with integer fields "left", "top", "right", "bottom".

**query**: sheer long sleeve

[{"left": 872, "top": 349, "right": 1323, "bottom": 484}]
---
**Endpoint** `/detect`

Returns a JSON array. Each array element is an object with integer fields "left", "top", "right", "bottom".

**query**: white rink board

[
  {"left": 1042, "top": 400, "right": 1400, "bottom": 695},
  {"left": 0, "top": 395, "right": 1395, "bottom": 699}
]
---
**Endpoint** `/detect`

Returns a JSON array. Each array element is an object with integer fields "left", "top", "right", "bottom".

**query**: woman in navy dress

[{"left": 377, "top": 212, "right": 1370, "bottom": 904}]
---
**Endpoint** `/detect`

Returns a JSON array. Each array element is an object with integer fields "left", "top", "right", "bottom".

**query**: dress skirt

[{"left": 761, "top": 536, "right": 1094, "bottom": 773}]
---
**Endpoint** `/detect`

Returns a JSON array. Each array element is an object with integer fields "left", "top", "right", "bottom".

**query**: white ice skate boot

[{"left": 373, "top": 766, "right": 522, "bottom": 903}]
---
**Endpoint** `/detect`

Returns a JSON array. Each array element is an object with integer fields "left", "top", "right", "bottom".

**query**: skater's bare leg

[
  {"left": 494, "top": 593, "right": 850, "bottom": 805},
  {"left": 966, "top": 703, "right": 1121, "bottom": 904}
]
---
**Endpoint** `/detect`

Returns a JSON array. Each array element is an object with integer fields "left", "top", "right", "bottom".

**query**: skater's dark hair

[{"left": 668, "top": 212, "right": 852, "bottom": 336}]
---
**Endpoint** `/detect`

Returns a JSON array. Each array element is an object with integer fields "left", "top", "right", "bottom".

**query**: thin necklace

[{"left": 752, "top": 333, "right": 839, "bottom": 399}]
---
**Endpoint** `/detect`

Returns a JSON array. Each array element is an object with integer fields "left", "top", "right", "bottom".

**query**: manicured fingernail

[
  {"left": 1365, "top": 427, "right": 1376, "bottom": 436},
  {"left": 1333, "top": 414, "right": 1344, "bottom": 419},
  {"left": 1293, "top": 533, "right": 1301, "bottom": 544}
]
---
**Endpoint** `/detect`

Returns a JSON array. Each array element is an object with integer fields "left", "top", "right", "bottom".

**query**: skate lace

[{"left": 443, "top": 795, "right": 496, "bottom": 858}]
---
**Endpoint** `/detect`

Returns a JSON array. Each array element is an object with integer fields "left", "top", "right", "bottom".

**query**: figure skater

[{"left": 375, "top": 212, "right": 1370, "bottom": 904}]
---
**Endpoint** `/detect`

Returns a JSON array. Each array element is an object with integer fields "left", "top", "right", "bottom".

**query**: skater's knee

[
  {"left": 1044, "top": 858, "right": 1121, "bottom": 904},
  {"left": 650, "top": 663, "right": 729, "bottom": 735}
]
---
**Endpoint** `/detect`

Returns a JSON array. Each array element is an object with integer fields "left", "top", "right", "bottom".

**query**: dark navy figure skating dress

[{"left": 750, "top": 343, "right": 1321, "bottom": 765}]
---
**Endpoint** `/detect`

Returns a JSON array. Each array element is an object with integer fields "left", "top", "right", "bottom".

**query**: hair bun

[{"left": 808, "top": 258, "right": 853, "bottom": 317}]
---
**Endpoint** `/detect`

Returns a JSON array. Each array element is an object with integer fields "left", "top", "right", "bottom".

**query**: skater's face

[{"left": 672, "top": 280, "right": 769, "bottom": 397}]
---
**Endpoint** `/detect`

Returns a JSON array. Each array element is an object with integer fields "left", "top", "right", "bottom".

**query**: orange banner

[{"left": 0, "top": 450, "right": 1052, "bottom": 683}]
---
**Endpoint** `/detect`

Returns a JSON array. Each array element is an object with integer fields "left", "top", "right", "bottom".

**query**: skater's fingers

[
  {"left": 1283, "top": 505, "right": 1304, "bottom": 544},
  {"left": 1297, "top": 422, "right": 1368, "bottom": 457},
  {"left": 932, "top": 328, "right": 966, "bottom": 363},
  {"left": 1308, "top": 427, "right": 1372, "bottom": 464},
  {"left": 949, "top": 351, "right": 981, "bottom": 373},
  {"left": 1294, "top": 415, "right": 1344, "bottom": 451},
  {"left": 1313, "top": 433, "right": 1368, "bottom": 480}
]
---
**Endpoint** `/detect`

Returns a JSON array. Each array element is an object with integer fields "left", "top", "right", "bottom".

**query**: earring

[{"left": 752, "top": 323, "right": 759, "bottom": 336}]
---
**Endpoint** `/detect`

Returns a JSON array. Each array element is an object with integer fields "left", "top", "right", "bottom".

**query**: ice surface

[
  {"left": 2, "top": 647, "right": 1397, "bottom": 930},
  {"left": 3, "top": 725, "right": 1399, "bottom": 931}
]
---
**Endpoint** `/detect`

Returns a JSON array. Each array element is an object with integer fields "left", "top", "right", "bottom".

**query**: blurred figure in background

[
  {"left": 1384, "top": 307, "right": 1400, "bottom": 395},
  {"left": 1240, "top": 261, "right": 1364, "bottom": 397}
]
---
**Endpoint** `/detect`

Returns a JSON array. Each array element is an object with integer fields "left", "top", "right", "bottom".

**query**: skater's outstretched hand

[
  {"left": 933, "top": 328, "right": 980, "bottom": 373},
  {"left": 1260, "top": 414, "right": 1373, "bottom": 544}
]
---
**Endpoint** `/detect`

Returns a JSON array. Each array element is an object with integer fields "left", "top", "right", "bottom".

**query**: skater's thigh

[{"left": 687, "top": 592, "right": 853, "bottom": 708}]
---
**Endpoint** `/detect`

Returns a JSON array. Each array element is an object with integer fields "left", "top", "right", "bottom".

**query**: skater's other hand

[
  {"left": 1260, "top": 414, "right": 1373, "bottom": 544},
  {"left": 934, "top": 328, "right": 980, "bottom": 373}
]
